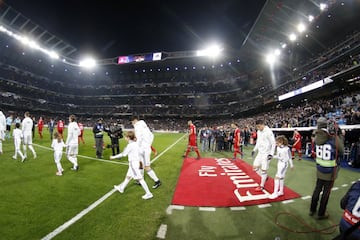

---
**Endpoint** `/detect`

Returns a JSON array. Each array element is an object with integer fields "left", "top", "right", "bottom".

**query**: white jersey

[
  {"left": 113, "top": 140, "right": 140, "bottom": 163},
  {"left": 274, "top": 145, "right": 293, "bottom": 166},
  {"left": 273, "top": 145, "right": 293, "bottom": 178},
  {"left": 12, "top": 128, "right": 23, "bottom": 140},
  {"left": 0, "top": 111, "right": 6, "bottom": 131},
  {"left": 51, "top": 139, "right": 66, "bottom": 152},
  {"left": 12, "top": 128, "right": 23, "bottom": 149},
  {"left": 134, "top": 120, "right": 154, "bottom": 148},
  {"left": 66, "top": 122, "right": 80, "bottom": 146},
  {"left": 21, "top": 117, "right": 33, "bottom": 135},
  {"left": 253, "top": 126, "right": 275, "bottom": 155}
]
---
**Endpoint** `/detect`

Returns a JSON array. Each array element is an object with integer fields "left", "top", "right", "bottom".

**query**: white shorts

[
  {"left": 275, "top": 161, "right": 289, "bottom": 179},
  {"left": 23, "top": 133, "right": 33, "bottom": 145},
  {"left": 67, "top": 145, "right": 78, "bottom": 156},
  {"left": 253, "top": 152, "right": 270, "bottom": 171},
  {"left": 14, "top": 138, "right": 22, "bottom": 151},
  {"left": 140, "top": 146, "right": 152, "bottom": 167},
  {"left": 0, "top": 130, "right": 4, "bottom": 140},
  {"left": 126, "top": 161, "right": 143, "bottom": 180},
  {"left": 54, "top": 151, "right": 63, "bottom": 164}
]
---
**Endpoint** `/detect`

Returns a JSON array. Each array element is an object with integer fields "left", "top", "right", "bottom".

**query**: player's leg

[
  {"left": 144, "top": 147, "right": 161, "bottom": 189},
  {"left": 257, "top": 156, "right": 270, "bottom": 191}
]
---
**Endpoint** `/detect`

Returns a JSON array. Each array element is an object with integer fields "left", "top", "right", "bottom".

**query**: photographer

[
  {"left": 93, "top": 118, "right": 104, "bottom": 159},
  {"left": 105, "top": 120, "right": 123, "bottom": 156},
  {"left": 309, "top": 117, "right": 344, "bottom": 220}
]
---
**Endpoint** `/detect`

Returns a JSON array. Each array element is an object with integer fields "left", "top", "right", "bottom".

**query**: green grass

[{"left": 0, "top": 129, "right": 359, "bottom": 240}]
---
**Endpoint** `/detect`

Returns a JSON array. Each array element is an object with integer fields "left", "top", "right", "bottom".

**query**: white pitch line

[
  {"left": 41, "top": 134, "right": 186, "bottom": 240},
  {"left": 258, "top": 204, "right": 272, "bottom": 208},
  {"left": 332, "top": 187, "right": 339, "bottom": 191},
  {"left": 33, "top": 143, "right": 128, "bottom": 165},
  {"left": 166, "top": 205, "right": 185, "bottom": 215},
  {"left": 342, "top": 184, "right": 348, "bottom": 187},
  {"left": 41, "top": 189, "right": 116, "bottom": 240},
  {"left": 282, "top": 200, "right": 294, "bottom": 204},
  {"left": 156, "top": 224, "right": 168, "bottom": 239},
  {"left": 301, "top": 195, "right": 311, "bottom": 200},
  {"left": 199, "top": 207, "right": 216, "bottom": 212},
  {"left": 230, "top": 207, "right": 246, "bottom": 211}
]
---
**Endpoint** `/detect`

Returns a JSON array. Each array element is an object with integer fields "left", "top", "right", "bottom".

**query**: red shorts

[
  {"left": 234, "top": 143, "right": 240, "bottom": 152},
  {"left": 292, "top": 144, "right": 301, "bottom": 151},
  {"left": 188, "top": 136, "right": 197, "bottom": 147}
]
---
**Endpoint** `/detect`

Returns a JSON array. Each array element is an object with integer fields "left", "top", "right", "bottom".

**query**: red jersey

[
  {"left": 188, "top": 123, "right": 197, "bottom": 146},
  {"left": 234, "top": 128, "right": 240, "bottom": 145},
  {"left": 38, "top": 119, "right": 44, "bottom": 129},
  {"left": 57, "top": 120, "right": 64, "bottom": 133},
  {"left": 78, "top": 122, "right": 84, "bottom": 136},
  {"left": 293, "top": 132, "right": 302, "bottom": 149}
]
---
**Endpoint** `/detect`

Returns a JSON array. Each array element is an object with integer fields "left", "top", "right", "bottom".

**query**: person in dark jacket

[
  {"left": 309, "top": 117, "right": 344, "bottom": 220},
  {"left": 337, "top": 180, "right": 360, "bottom": 240},
  {"left": 105, "top": 120, "right": 123, "bottom": 156},
  {"left": 93, "top": 118, "right": 104, "bottom": 159}
]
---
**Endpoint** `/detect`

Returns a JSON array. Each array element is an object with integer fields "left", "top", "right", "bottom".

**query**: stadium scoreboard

[{"left": 118, "top": 52, "right": 162, "bottom": 64}]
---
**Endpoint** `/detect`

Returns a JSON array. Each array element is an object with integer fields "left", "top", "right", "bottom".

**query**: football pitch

[{"left": 0, "top": 128, "right": 359, "bottom": 240}]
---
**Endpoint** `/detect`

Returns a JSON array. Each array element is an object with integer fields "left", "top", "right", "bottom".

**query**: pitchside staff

[
  {"left": 337, "top": 180, "right": 360, "bottom": 240},
  {"left": 93, "top": 118, "right": 105, "bottom": 159},
  {"left": 104, "top": 120, "right": 123, "bottom": 156},
  {"left": 309, "top": 117, "right": 344, "bottom": 220}
]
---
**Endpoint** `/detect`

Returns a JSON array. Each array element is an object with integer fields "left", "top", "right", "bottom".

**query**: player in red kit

[
  {"left": 78, "top": 122, "right": 85, "bottom": 144},
  {"left": 291, "top": 129, "right": 302, "bottom": 160},
  {"left": 231, "top": 123, "right": 243, "bottom": 160},
  {"left": 37, "top": 117, "right": 44, "bottom": 139},
  {"left": 57, "top": 119, "right": 64, "bottom": 139},
  {"left": 183, "top": 120, "right": 201, "bottom": 159}
]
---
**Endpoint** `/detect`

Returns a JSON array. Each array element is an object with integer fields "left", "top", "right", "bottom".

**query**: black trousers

[
  {"left": 111, "top": 138, "right": 120, "bottom": 156},
  {"left": 310, "top": 178, "right": 334, "bottom": 216}
]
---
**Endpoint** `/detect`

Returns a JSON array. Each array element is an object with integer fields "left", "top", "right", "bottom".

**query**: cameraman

[
  {"left": 105, "top": 120, "right": 123, "bottom": 156},
  {"left": 93, "top": 118, "right": 104, "bottom": 159},
  {"left": 309, "top": 117, "right": 344, "bottom": 220}
]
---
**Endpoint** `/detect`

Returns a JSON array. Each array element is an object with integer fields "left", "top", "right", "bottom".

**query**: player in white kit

[
  {"left": 12, "top": 123, "right": 26, "bottom": 162},
  {"left": 0, "top": 110, "right": 6, "bottom": 154},
  {"left": 21, "top": 112, "right": 37, "bottom": 160},
  {"left": 111, "top": 131, "right": 153, "bottom": 200},
  {"left": 51, "top": 132, "right": 66, "bottom": 176},
  {"left": 252, "top": 119, "right": 276, "bottom": 191},
  {"left": 65, "top": 115, "right": 80, "bottom": 171},
  {"left": 131, "top": 116, "right": 161, "bottom": 189},
  {"left": 268, "top": 135, "right": 294, "bottom": 199}
]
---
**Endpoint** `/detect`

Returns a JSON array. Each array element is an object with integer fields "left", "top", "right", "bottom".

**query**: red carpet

[{"left": 171, "top": 158, "right": 301, "bottom": 207}]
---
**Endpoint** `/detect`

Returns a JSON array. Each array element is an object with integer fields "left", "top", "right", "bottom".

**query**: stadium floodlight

[
  {"left": 79, "top": 57, "right": 96, "bottom": 68},
  {"left": 266, "top": 53, "right": 276, "bottom": 65},
  {"left": 274, "top": 49, "right": 281, "bottom": 56},
  {"left": 319, "top": 3, "right": 328, "bottom": 11},
  {"left": 297, "top": 23, "right": 306, "bottom": 33},
  {"left": 196, "top": 44, "right": 223, "bottom": 58},
  {"left": 265, "top": 48, "right": 282, "bottom": 65},
  {"left": 289, "top": 33, "right": 297, "bottom": 41},
  {"left": 308, "top": 15, "right": 314, "bottom": 22},
  {"left": 48, "top": 51, "right": 60, "bottom": 59},
  {"left": 281, "top": 43, "right": 287, "bottom": 49}
]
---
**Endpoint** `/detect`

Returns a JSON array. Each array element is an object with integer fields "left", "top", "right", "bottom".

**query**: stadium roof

[
  {"left": 243, "top": 0, "right": 360, "bottom": 60},
  {"left": 1, "top": 0, "right": 266, "bottom": 60}
]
